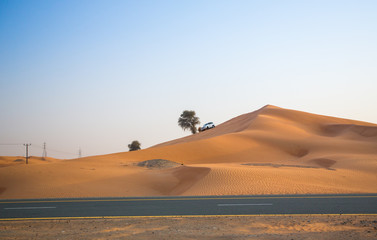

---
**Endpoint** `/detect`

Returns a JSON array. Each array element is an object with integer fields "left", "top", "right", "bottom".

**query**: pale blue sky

[{"left": 1, "top": 0, "right": 376, "bottom": 158}]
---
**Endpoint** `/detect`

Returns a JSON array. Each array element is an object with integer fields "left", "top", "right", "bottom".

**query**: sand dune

[{"left": 0, "top": 105, "right": 376, "bottom": 199}]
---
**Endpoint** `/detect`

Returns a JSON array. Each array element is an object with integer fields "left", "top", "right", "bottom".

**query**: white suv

[{"left": 200, "top": 122, "right": 215, "bottom": 132}]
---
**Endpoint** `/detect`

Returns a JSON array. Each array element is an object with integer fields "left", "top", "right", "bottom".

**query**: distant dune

[
  {"left": 0, "top": 156, "right": 58, "bottom": 168},
  {"left": 0, "top": 105, "right": 376, "bottom": 199}
]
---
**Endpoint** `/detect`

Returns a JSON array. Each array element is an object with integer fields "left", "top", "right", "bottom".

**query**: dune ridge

[
  {"left": 154, "top": 104, "right": 377, "bottom": 148},
  {"left": 0, "top": 105, "right": 376, "bottom": 199}
]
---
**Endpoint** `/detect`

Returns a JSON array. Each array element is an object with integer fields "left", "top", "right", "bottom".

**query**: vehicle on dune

[{"left": 199, "top": 122, "right": 215, "bottom": 132}]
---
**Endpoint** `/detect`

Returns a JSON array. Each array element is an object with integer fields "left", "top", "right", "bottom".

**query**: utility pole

[
  {"left": 42, "top": 142, "right": 47, "bottom": 160},
  {"left": 24, "top": 143, "right": 31, "bottom": 164}
]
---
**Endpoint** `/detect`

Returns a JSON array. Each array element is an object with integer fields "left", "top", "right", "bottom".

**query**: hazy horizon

[{"left": 1, "top": 0, "right": 376, "bottom": 159}]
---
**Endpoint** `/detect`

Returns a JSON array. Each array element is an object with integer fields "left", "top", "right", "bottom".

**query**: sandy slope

[{"left": 0, "top": 105, "right": 376, "bottom": 199}]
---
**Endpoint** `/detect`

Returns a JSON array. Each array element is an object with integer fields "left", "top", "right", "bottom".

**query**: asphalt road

[{"left": 1, "top": 194, "right": 376, "bottom": 220}]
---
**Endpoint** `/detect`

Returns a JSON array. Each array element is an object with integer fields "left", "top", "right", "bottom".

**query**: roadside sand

[{"left": 1, "top": 215, "right": 376, "bottom": 240}]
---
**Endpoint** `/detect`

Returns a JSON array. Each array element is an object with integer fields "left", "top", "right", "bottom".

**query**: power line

[
  {"left": 1, "top": 142, "right": 79, "bottom": 158},
  {"left": 31, "top": 144, "right": 77, "bottom": 156},
  {"left": 0, "top": 143, "right": 23, "bottom": 145}
]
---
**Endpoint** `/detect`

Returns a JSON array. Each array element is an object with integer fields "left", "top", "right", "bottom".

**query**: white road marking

[
  {"left": 217, "top": 203, "right": 273, "bottom": 207},
  {"left": 4, "top": 207, "right": 57, "bottom": 210}
]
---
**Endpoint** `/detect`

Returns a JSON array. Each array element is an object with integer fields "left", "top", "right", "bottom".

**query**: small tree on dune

[
  {"left": 128, "top": 140, "right": 141, "bottom": 151},
  {"left": 178, "top": 110, "right": 200, "bottom": 134}
]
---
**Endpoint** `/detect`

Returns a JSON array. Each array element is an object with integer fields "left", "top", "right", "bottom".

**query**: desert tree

[
  {"left": 128, "top": 140, "right": 141, "bottom": 151},
  {"left": 178, "top": 110, "right": 200, "bottom": 134}
]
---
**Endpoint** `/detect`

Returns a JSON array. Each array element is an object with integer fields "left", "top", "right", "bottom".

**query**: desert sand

[{"left": 0, "top": 105, "right": 376, "bottom": 199}]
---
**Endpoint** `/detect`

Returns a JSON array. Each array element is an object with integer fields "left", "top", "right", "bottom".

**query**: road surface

[{"left": 1, "top": 194, "right": 376, "bottom": 220}]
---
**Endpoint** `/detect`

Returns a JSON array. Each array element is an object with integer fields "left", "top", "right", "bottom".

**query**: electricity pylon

[
  {"left": 24, "top": 143, "right": 31, "bottom": 164},
  {"left": 42, "top": 142, "right": 47, "bottom": 160}
]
